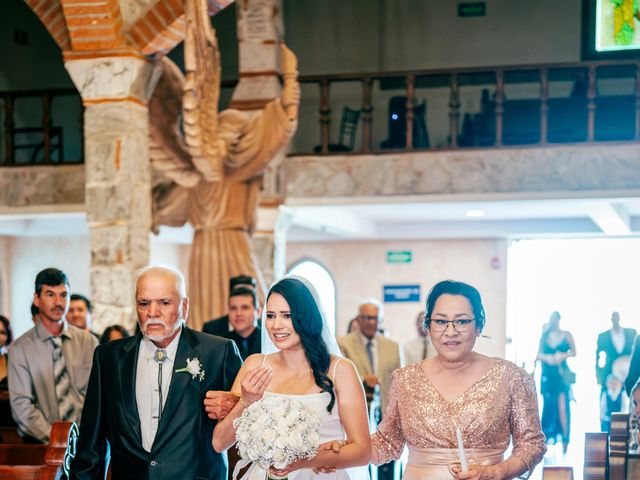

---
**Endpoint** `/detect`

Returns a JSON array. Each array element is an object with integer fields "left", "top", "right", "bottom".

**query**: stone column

[
  {"left": 230, "top": 0, "right": 283, "bottom": 109},
  {"left": 254, "top": 205, "right": 293, "bottom": 289},
  {"left": 234, "top": 0, "right": 290, "bottom": 289},
  {"left": 65, "top": 53, "right": 161, "bottom": 333}
]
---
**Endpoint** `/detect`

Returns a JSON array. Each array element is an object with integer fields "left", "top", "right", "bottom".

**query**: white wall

[
  {"left": 8, "top": 236, "right": 91, "bottom": 338},
  {"left": 286, "top": 238, "right": 508, "bottom": 358},
  {"left": 0, "top": 233, "right": 190, "bottom": 339}
]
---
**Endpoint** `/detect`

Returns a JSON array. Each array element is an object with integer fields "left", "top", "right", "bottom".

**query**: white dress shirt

[
  {"left": 358, "top": 332, "right": 379, "bottom": 374},
  {"left": 611, "top": 328, "right": 625, "bottom": 354},
  {"left": 135, "top": 330, "right": 182, "bottom": 452}
]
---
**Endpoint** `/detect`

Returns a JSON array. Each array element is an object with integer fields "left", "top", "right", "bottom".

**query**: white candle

[{"left": 456, "top": 427, "right": 468, "bottom": 471}]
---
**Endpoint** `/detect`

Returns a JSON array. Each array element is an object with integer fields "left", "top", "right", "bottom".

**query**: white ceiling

[{"left": 1, "top": 196, "right": 640, "bottom": 243}]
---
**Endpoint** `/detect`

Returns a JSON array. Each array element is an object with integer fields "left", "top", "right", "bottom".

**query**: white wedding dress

[{"left": 239, "top": 356, "right": 370, "bottom": 480}]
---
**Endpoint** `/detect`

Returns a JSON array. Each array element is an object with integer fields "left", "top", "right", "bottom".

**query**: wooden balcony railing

[
  {"left": 1, "top": 88, "right": 83, "bottom": 166},
  {"left": 293, "top": 59, "right": 640, "bottom": 155}
]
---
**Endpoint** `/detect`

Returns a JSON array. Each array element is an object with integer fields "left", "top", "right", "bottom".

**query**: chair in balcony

[
  {"left": 380, "top": 96, "right": 429, "bottom": 150},
  {"left": 313, "top": 106, "right": 361, "bottom": 153}
]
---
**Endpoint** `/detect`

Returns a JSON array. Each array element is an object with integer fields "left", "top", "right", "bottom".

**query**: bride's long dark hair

[{"left": 267, "top": 277, "right": 336, "bottom": 412}]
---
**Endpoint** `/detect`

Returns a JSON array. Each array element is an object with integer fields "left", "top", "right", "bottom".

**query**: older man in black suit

[{"left": 70, "top": 266, "right": 242, "bottom": 480}]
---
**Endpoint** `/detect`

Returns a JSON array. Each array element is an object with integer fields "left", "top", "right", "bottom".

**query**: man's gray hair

[
  {"left": 358, "top": 297, "right": 384, "bottom": 320},
  {"left": 136, "top": 265, "right": 187, "bottom": 299}
]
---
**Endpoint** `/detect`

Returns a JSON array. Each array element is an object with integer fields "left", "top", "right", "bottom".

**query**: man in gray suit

[{"left": 338, "top": 298, "right": 402, "bottom": 480}]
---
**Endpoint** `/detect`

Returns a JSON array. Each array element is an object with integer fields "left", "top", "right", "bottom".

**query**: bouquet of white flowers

[{"left": 233, "top": 395, "right": 321, "bottom": 473}]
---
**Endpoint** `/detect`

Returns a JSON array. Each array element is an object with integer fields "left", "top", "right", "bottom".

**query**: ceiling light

[{"left": 465, "top": 209, "right": 485, "bottom": 218}]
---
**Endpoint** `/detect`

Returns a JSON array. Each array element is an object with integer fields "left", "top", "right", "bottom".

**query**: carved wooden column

[{"left": 64, "top": 52, "right": 161, "bottom": 332}]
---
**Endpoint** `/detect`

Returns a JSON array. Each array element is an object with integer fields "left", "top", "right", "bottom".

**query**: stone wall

[
  {"left": 284, "top": 143, "right": 640, "bottom": 200},
  {"left": 0, "top": 165, "right": 84, "bottom": 209}
]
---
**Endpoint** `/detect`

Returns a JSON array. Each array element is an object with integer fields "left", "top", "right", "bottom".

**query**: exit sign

[
  {"left": 458, "top": 2, "right": 486, "bottom": 17},
  {"left": 386, "top": 250, "right": 412, "bottom": 264}
]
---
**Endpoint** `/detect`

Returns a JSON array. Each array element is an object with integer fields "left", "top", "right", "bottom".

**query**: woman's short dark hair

[
  {"left": 268, "top": 277, "right": 335, "bottom": 412},
  {"left": 100, "top": 325, "right": 131, "bottom": 344},
  {"left": 425, "top": 280, "right": 486, "bottom": 332},
  {"left": 347, "top": 318, "right": 358, "bottom": 334},
  {"left": 0, "top": 315, "right": 13, "bottom": 345}
]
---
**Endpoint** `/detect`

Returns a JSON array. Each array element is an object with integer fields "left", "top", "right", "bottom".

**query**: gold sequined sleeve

[
  {"left": 508, "top": 366, "right": 547, "bottom": 476},
  {"left": 371, "top": 369, "right": 406, "bottom": 465}
]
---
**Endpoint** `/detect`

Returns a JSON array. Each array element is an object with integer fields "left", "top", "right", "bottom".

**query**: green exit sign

[
  {"left": 387, "top": 250, "right": 412, "bottom": 264},
  {"left": 458, "top": 2, "right": 486, "bottom": 17}
]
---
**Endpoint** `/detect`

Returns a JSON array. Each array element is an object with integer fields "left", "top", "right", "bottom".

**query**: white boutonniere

[{"left": 175, "top": 357, "right": 205, "bottom": 381}]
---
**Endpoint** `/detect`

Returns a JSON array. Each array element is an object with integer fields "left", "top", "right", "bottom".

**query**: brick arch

[
  {"left": 24, "top": 0, "right": 71, "bottom": 51},
  {"left": 127, "top": 0, "right": 234, "bottom": 56},
  {"left": 59, "top": 0, "right": 125, "bottom": 51}
]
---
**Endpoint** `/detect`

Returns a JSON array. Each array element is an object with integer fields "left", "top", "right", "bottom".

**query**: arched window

[{"left": 287, "top": 259, "right": 336, "bottom": 337}]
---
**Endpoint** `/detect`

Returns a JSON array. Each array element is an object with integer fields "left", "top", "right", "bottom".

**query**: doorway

[{"left": 506, "top": 237, "right": 640, "bottom": 474}]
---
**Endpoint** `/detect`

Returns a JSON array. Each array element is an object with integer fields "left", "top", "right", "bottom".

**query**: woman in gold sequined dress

[{"left": 369, "top": 280, "right": 546, "bottom": 480}]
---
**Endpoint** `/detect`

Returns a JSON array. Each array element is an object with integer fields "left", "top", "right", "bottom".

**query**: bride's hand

[
  {"left": 269, "top": 459, "right": 306, "bottom": 477},
  {"left": 240, "top": 366, "right": 272, "bottom": 405}
]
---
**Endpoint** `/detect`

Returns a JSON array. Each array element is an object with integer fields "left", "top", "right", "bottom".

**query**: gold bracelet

[{"left": 240, "top": 397, "right": 249, "bottom": 408}]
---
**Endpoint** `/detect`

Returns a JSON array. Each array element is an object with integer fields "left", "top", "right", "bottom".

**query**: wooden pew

[
  {"left": 608, "top": 412, "right": 640, "bottom": 480},
  {"left": 584, "top": 431, "right": 609, "bottom": 479},
  {"left": 0, "top": 421, "right": 78, "bottom": 480},
  {"left": 542, "top": 466, "right": 574, "bottom": 480}
]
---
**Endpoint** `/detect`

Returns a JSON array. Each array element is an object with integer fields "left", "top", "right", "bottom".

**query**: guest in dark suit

[
  {"left": 225, "top": 287, "right": 261, "bottom": 360},
  {"left": 70, "top": 266, "right": 243, "bottom": 480},
  {"left": 203, "top": 275, "right": 257, "bottom": 337},
  {"left": 596, "top": 311, "right": 637, "bottom": 431}
]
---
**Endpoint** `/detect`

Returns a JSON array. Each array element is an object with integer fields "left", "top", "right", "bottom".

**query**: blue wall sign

[{"left": 383, "top": 284, "right": 421, "bottom": 303}]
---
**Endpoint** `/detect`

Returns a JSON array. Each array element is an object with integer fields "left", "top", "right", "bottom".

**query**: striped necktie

[{"left": 51, "top": 336, "right": 74, "bottom": 421}]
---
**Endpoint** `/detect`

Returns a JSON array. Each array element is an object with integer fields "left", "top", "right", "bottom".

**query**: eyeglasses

[
  {"left": 427, "top": 318, "right": 475, "bottom": 332},
  {"left": 359, "top": 315, "right": 379, "bottom": 322}
]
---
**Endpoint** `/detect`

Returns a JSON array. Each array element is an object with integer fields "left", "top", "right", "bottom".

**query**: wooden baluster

[
  {"left": 42, "top": 93, "right": 52, "bottom": 164},
  {"left": 540, "top": 68, "right": 549, "bottom": 145},
  {"left": 495, "top": 70, "right": 504, "bottom": 146},
  {"left": 3, "top": 94, "right": 14, "bottom": 165},
  {"left": 635, "top": 62, "right": 640, "bottom": 140},
  {"left": 587, "top": 65, "right": 597, "bottom": 142},
  {"left": 405, "top": 74, "right": 415, "bottom": 149},
  {"left": 361, "top": 77, "right": 373, "bottom": 153},
  {"left": 448, "top": 73, "right": 460, "bottom": 148},
  {"left": 319, "top": 79, "right": 331, "bottom": 154}
]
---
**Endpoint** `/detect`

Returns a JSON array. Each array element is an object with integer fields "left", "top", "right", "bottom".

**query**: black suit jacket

[
  {"left": 595, "top": 327, "right": 637, "bottom": 387},
  {"left": 70, "top": 327, "right": 242, "bottom": 480},
  {"left": 626, "top": 335, "right": 640, "bottom": 395},
  {"left": 202, "top": 316, "right": 230, "bottom": 337}
]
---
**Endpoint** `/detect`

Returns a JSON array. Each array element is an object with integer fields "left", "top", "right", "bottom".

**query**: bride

[{"left": 212, "top": 276, "right": 371, "bottom": 479}]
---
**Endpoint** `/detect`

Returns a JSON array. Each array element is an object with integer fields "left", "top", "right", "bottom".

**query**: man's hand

[
  {"left": 363, "top": 374, "right": 380, "bottom": 389},
  {"left": 204, "top": 391, "right": 239, "bottom": 420}
]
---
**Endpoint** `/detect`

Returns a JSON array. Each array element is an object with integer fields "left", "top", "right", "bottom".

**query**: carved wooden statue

[{"left": 148, "top": 0, "right": 300, "bottom": 329}]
